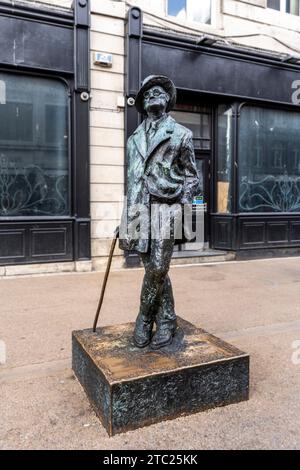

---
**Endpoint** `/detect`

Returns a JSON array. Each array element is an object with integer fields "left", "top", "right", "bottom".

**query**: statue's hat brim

[{"left": 134, "top": 75, "right": 177, "bottom": 114}]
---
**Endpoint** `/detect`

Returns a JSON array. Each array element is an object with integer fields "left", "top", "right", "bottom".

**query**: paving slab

[{"left": 1, "top": 257, "right": 300, "bottom": 449}]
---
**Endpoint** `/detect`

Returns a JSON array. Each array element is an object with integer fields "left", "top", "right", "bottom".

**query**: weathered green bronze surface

[
  {"left": 72, "top": 318, "right": 249, "bottom": 436},
  {"left": 119, "top": 75, "right": 201, "bottom": 349}
]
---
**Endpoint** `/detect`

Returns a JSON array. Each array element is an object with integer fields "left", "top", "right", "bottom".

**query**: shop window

[
  {"left": 293, "top": 150, "right": 300, "bottom": 170},
  {"left": 217, "top": 105, "right": 233, "bottom": 213},
  {"left": 272, "top": 143, "right": 284, "bottom": 169},
  {"left": 167, "top": 0, "right": 212, "bottom": 24},
  {"left": 267, "top": 0, "right": 300, "bottom": 16},
  {"left": 45, "top": 105, "right": 68, "bottom": 146},
  {"left": 0, "top": 73, "right": 69, "bottom": 217},
  {"left": 253, "top": 145, "right": 263, "bottom": 169},
  {"left": 0, "top": 103, "right": 33, "bottom": 142},
  {"left": 170, "top": 106, "right": 211, "bottom": 149},
  {"left": 238, "top": 106, "right": 300, "bottom": 212}
]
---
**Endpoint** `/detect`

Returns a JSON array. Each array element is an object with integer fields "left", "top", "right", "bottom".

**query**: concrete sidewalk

[{"left": 1, "top": 257, "right": 300, "bottom": 449}]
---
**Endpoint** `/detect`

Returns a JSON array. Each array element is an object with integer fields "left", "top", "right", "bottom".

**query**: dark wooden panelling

[
  {"left": 212, "top": 216, "right": 300, "bottom": 252},
  {"left": 31, "top": 228, "right": 68, "bottom": 257},
  {"left": 75, "top": 219, "right": 91, "bottom": 260},
  {"left": 0, "top": 229, "right": 25, "bottom": 259},
  {"left": 241, "top": 221, "right": 265, "bottom": 246},
  {"left": 75, "top": 28, "right": 89, "bottom": 90},
  {"left": 0, "top": 221, "right": 73, "bottom": 265},
  {"left": 238, "top": 216, "right": 300, "bottom": 250},
  {"left": 211, "top": 216, "right": 233, "bottom": 250},
  {"left": 74, "top": 0, "right": 90, "bottom": 90},
  {"left": 267, "top": 222, "right": 289, "bottom": 243},
  {"left": 290, "top": 221, "right": 300, "bottom": 242}
]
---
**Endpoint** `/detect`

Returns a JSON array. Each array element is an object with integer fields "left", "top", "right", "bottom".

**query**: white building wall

[
  {"left": 128, "top": 0, "right": 300, "bottom": 56},
  {"left": 222, "top": 0, "right": 300, "bottom": 55},
  {"left": 89, "top": 0, "right": 126, "bottom": 270}
]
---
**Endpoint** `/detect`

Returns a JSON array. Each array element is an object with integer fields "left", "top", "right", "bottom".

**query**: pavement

[{"left": 1, "top": 257, "right": 300, "bottom": 450}]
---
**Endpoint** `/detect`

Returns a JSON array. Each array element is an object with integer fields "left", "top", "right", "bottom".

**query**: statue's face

[{"left": 143, "top": 85, "right": 170, "bottom": 114}]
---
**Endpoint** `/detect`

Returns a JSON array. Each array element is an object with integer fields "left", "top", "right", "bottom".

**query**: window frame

[
  {"left": 267, "top": 0, "right": 300, "bottom": 16},
  {"left": 215, "top": 103, "right": 234, "bottom": 214},
  {"left": 166, "top": 0, "right": 216, "bottom": 26},
  {"left": 170, "top": 105, "right": 212, "bottom": 150}
]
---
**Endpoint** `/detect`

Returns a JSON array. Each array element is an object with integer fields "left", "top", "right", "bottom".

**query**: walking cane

[{"left": 92, "top": 226, "right": 119, "bottom": 332}]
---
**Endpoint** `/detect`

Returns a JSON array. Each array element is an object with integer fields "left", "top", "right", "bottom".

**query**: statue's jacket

[{"left": 119, "top": 115, "right": 200, "bottom": 253}]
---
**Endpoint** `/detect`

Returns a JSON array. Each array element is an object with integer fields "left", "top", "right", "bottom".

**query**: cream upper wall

[
  {"left": 89, "top": 0, "right": 126, "bottom": 265},
  {"left": 127, "top": 0, "right": 300, "bottom": 55}
]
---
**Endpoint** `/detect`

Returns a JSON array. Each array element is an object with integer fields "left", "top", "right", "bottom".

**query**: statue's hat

[{"left": 134, "top": 75, "right": 177, "bottom": 114}]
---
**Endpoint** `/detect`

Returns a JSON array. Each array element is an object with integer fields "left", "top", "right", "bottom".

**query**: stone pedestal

[{"left": 72, "top": 318, "right": 249, "bottom": 436}]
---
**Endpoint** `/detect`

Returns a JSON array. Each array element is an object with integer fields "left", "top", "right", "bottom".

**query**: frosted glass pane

[
  {"left": 0, "top": 73, "right": 69, "bottom": 216},
  {"left": 187, "top": 0, "right": 211, "bottom": 24},
  {"left": 239, "top": 106, "right": 300, "bottom": 212}
]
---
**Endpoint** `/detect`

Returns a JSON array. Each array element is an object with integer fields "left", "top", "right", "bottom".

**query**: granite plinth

[{"left": 72, "top": 318, "right": 249, "bottom": 436}]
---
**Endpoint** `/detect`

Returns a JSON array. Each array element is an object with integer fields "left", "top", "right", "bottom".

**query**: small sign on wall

[
  {"left": 93, "top": 52, "right": 113, "bottom": 67},
  {"left": 193, "top": 195, "right": 204, "bottom": 205}
]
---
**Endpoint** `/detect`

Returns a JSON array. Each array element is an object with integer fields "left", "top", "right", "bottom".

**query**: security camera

[
  {"left": 127, "top": 97, "right": 135, "bottom": 106},
  {"left": 80, "top": 92, "right": 90, "bottom": 102}
]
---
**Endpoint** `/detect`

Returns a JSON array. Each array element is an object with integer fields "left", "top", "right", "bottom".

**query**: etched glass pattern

[{"left": 0, "top": 73, "right": 69, "bottom": 217}]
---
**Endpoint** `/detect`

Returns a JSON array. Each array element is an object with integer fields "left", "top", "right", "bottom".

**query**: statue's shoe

[
  {"left": 133, "top": 318, "right": 153, "bottom": 348},
  {"left": 150, "top": 327, "right": 176, "bottom": 350}
]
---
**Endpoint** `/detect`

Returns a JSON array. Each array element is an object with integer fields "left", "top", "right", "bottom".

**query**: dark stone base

[{"left": 72, "top": 318, "right": 249, "bottom": 436}]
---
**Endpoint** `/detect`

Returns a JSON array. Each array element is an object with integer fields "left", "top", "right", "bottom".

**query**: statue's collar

[
  {"left": 133, "top": 114, "right": 175, "bottom": 137},
  {"left": 144, "top": 113, "right": 169, "bottom": 134},
  {"left": 132, "top": 115, "right": 175, "bottom": 160}
]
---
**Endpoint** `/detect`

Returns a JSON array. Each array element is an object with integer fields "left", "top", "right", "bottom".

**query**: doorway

[
  {"left": 195, "top": 151, "right": 210, "bottom": 244},
  {"left": 170, "top": 104, "right": 212, "bottom": 252}
]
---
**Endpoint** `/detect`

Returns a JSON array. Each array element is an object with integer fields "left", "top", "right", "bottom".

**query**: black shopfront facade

[
  {"left": 126, "top": 7, "right": 300, "bottom": 260},
  {"left": 0, "top": 1, "right": 90, "bottom": 265}
]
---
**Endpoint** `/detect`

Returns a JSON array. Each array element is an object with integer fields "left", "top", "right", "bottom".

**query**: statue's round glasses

[{"left": 143, "top": 88, "right": 165, "bottom": 99}]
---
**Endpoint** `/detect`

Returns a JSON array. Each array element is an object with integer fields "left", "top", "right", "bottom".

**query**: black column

[
  {"left": 73, "top": 0, "right": 91, "bottom": 260},
  {"left": 124, "top": 7, "right": 143, "bottom": 267},
  {"left": 125, "top": 7, "right": 142, "bottom": 144}
]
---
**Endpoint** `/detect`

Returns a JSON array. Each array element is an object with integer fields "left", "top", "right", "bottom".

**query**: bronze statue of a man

[{"left": 119, "top": 75, "right": 200, "bottom": 349}]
